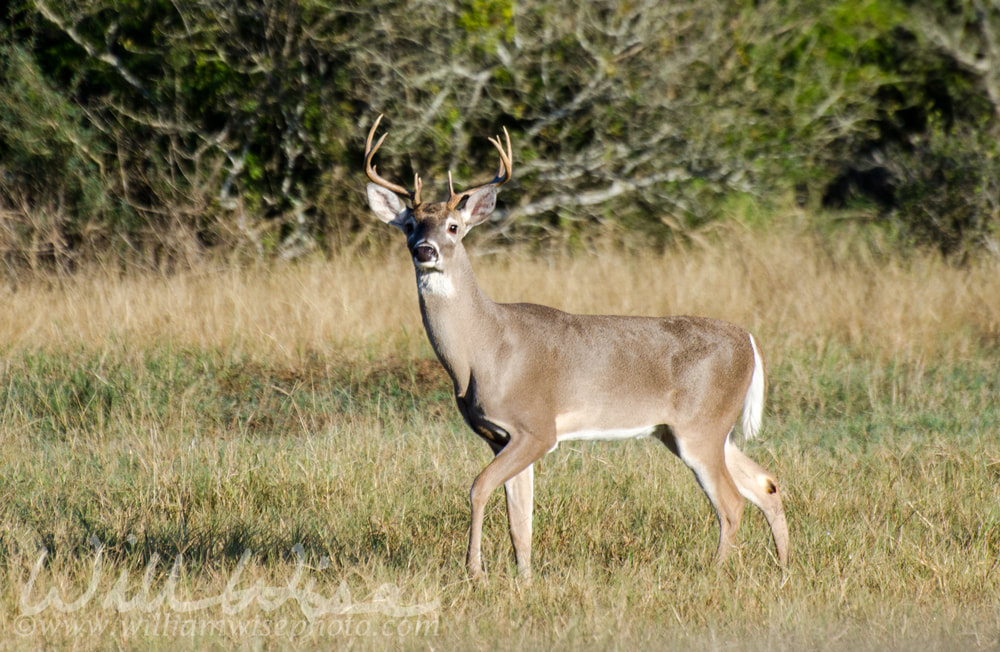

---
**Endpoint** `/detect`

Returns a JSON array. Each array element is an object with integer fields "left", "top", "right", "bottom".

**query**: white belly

[{"left": 555, "top": 424, "right": 657, "bottom": 443}]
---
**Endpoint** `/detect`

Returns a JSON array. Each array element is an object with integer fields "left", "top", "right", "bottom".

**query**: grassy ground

[{"left": 1, "top": 228, "right": 999, "bottom": 649}]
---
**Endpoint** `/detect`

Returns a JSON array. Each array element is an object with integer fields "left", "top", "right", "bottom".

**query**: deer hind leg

[
  {"left": 724, "top": 439, "right": 790, "bottom": 565},
  {"left": 661, "top": 427, "right": 746, "bottom": 564}
]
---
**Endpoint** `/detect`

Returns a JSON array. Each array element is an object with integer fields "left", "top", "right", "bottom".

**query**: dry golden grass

[
  {"left": 2, "top": 227, "right": 998, "bottom": 650},
  {"left": 3, "top": 229, "right": 997, "bottom": 363}
]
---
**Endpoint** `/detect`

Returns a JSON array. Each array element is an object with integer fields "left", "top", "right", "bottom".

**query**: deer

[{"left": 363, "top": 115, "right": 789, "bottom": 581}]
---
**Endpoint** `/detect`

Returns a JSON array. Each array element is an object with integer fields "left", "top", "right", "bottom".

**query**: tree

[{"left": 1, "top": 0, "right": 997, "bottom": 271}]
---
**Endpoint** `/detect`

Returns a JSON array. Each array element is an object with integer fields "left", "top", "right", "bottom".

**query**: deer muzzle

[{"left": 414, "top": 243, "right": 439, "bottom": 265}]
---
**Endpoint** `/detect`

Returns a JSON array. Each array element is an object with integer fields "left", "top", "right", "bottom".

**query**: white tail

[
  {"left": 363, "top": 116, "right": 789, "bottom": 580},
  {"left": 741, "top": 334, "right": 766, "bottom": 440}
]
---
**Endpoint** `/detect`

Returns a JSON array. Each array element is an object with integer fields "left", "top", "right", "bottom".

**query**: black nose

[{"left": 414, "top": 243, "right": 438, "bottom": 264}]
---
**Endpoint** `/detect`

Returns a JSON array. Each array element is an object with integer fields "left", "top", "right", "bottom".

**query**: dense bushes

[{"left": 1, "top": 0, "right": 998, "bottom": 270}]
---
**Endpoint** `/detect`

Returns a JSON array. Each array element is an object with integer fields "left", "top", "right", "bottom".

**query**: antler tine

[
  {"left": 448, "top": 126, "right": 514, "bottom": 209},
  {"left": 488, "top": 126, "right": 514, "bottom": 185},
  {"left": 364, "top": 114, "right": 419, "bottom": 202}
]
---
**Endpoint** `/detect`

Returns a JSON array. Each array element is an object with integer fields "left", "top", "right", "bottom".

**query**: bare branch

[{"left": 33, "top": 0, "right": 147, "bottom": 96}]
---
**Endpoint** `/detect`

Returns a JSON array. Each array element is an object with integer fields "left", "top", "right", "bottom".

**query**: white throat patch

[{"left": 417, "top": 271, "right": 455, "bottom": 297}]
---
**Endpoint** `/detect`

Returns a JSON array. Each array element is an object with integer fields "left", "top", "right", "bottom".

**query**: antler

[
  {"left": 364, "top": 114, "right": 423, "bottom": 205},
  {"left": 447, "top": 127, "right": 513, "bottom": 210}
]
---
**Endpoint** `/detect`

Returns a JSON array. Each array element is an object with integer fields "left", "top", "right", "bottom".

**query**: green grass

[{"left": 1, "top": 342, "right": 998, "bottom": 649}]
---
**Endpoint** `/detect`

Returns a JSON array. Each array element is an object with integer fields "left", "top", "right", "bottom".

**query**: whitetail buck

[{"left": 363, "top": 115, "right": 789, "bottom": 580}]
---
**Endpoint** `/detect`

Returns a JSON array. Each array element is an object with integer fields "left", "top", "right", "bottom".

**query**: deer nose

[{"left": 414, "top": 243, "right": 438, "bottom": 264}]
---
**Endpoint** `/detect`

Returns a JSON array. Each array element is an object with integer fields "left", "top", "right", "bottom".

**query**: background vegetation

[{"left": 2, "top": 0, "right": 999, "bottom": 272}]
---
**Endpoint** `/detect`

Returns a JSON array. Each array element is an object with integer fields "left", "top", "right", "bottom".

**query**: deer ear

[
  {"left": 366, "top": 183, "right": 408, "bottom": 228},
  {"left": 457, "top": 186, "right": 497, "bottom": 229}
]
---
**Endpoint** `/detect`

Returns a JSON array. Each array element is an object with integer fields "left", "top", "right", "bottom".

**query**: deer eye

[
  {"left": 448, "top": 223, "right": 459, "bottom": 234},
  {"left": 403, "top": 222, "right": 415, "bottom": 235}
]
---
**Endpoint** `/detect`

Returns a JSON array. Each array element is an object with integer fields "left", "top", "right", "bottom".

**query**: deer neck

[{"left": 415, "top": 248, "right": 497, "bottom": 396}]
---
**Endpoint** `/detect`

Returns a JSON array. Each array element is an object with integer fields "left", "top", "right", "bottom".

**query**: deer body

[
  {"left": 426, "top": 277, "right": 755, "bottom": 449},
  {"left": 363, "top": 116, "right": 789, "bottom": 581}
]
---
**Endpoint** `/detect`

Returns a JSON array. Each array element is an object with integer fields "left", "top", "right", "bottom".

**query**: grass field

[{"left": 1, "top": 228, "right": 999, "bottom": 649}]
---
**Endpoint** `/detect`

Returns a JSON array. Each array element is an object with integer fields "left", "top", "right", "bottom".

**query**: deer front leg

[
  {"left": 504, "top": 464, "right": 534, "bottom": 581},
  {"left": 468, "top": 435, "right": 547, "bottom": 581}
]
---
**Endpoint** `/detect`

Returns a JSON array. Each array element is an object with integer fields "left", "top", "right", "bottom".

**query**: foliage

[{"left": 1, "top": 0, "right": 998, "bottom": 269}]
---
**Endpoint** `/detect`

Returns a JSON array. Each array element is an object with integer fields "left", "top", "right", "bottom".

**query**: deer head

[{"left": 364, "top": 115, "right": 512, "bottom": 274}]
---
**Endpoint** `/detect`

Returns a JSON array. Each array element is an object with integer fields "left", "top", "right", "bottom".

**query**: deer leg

[
  {"left": 468, "top": 434, "right": 548, "bottom": 581},
  {"left": 503, "top": 464, "right": 534, "bottom": 581},
  {"left": 725, "top": 441, "right": 790, "bottom": 565},
  {"left": 667, "top": 429, "right": 746, "bottom": 564}
]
